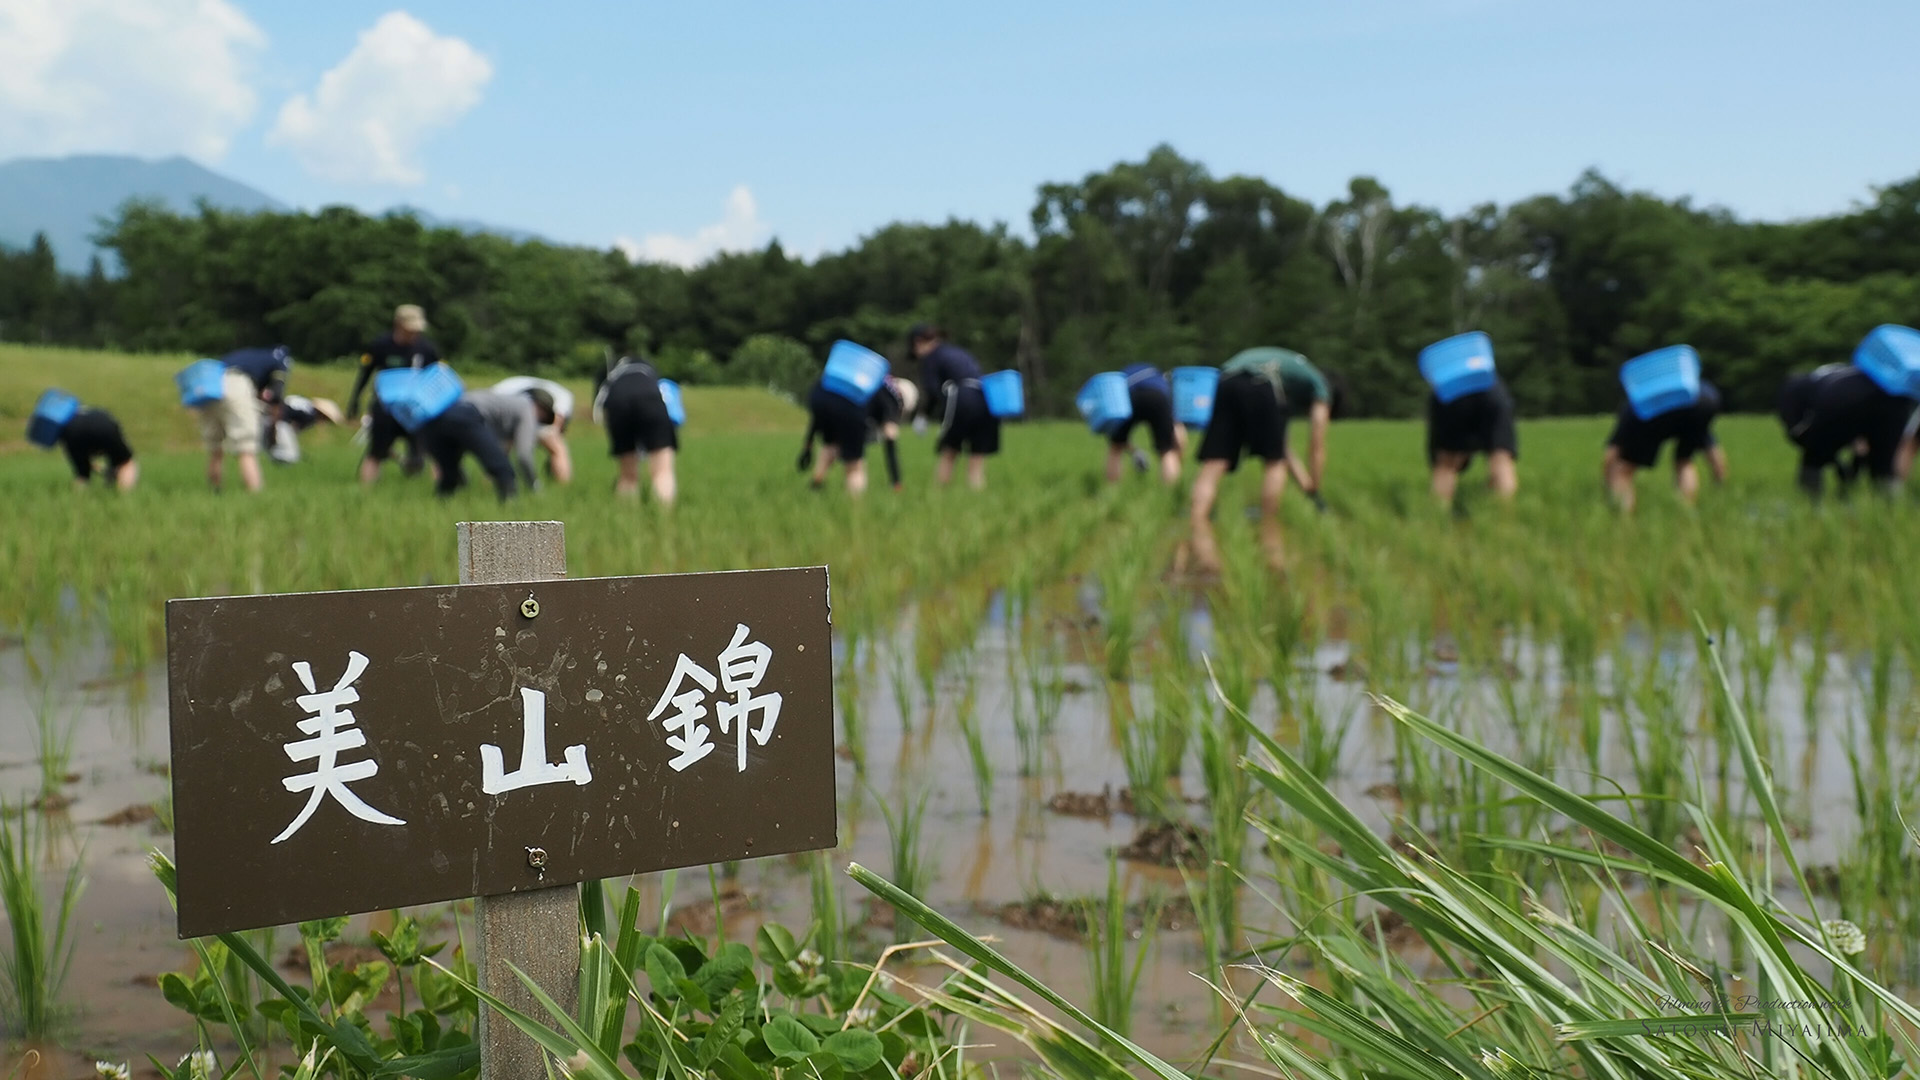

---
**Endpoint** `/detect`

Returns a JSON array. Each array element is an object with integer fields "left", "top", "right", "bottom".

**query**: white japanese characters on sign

[
  {"left": 648, "top": 623, "right": 782, "bottom": 773},
  {"left": 274, "top": 651, "right": 406, "bottom": 844},
  {"left": 481, "top": 687, "right": 592, "bottom": 794}
]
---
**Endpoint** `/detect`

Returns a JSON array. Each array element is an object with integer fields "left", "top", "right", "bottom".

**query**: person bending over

[
  {"left": 1602, "top": 381, "right": 1728, "bottom": 511},
  {"left": 594, "top": 356, "right": 678, "bottom": 504},
  {"left": 1106, "top": 363, "right": 1185, "bottom": 485},
  {"left": 910, "top": 324, "right": 1000, "bottom": 490}
]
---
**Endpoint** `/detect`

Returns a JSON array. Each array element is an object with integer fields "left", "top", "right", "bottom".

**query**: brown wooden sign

[{"left": 165, "top": 567, "right": 836, "bottom": 938}]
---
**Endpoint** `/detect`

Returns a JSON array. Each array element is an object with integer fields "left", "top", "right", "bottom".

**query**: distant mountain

[
  {"left": 0, "top": 154, "right": 284, "bottom": 273},
  {"left": 0, "top": 155, "right": 548, "bottom": 273}
]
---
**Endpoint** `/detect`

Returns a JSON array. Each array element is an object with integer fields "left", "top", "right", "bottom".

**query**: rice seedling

[
  {"left": 953, "top": 670, "right": 994, "bottom": 815},
  {"left": 875, "top": 786, "right": 934, "bottom": 943},
  {"left": 1083, "top": 853, "right": 1159, "bottom": 1038},
  {"left": 0, "top": 806, "right": 83, "bottom": 1038}
]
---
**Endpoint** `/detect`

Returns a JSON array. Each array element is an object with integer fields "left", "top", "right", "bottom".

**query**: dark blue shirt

[
  {"left": 222, "top": 345, "right": 292, "bottom": 397},
  {"left": 919, "top": 343, "right": 982, "bottom": 404},
  {"left": 1123, "top": 363, "right": 1169, "bottom": 395}
]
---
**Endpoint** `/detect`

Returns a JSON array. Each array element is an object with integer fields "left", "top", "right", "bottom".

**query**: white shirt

[{"left": 492, "top": 376, "right": 574, "bottom": 426}]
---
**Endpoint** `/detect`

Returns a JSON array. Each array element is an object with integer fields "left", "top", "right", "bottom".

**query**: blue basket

[
  {"left": 659, "top": 379, "right": 686, "bottom": 426},
  {"left": 821, "top": 340, "right": 888, "bottom": 404},
  {"left": 1620, "top": 345, "right": 1702, "bottom": 420},
  {"left": 1418, "top": 331, "right": 1497, "bottom": 403},
  {"left": 1076, "top": 373, "right": 1132, "bottom": 434},
  {"left": 981, "top": 370, "right": 1024, "bottom": 418},
  {"left": 1170, "top": 367, "right": 1219, "bottom": 428},
  {"left": 375, "top": 363, "right": 465, "bottom": 432},
  {"left": 175, "top": 359, "right": 229, "bottom": 407},
  {"left": 1853, "top": 324, "right": 1920, "bottom": 399},
  {"left": 27, "top": 389, "right": 79, "bottom": 448}
]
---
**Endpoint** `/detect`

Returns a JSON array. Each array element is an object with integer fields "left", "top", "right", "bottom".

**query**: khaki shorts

[{"left": 200, "top": 369, "right": 262, "bottom": 455}]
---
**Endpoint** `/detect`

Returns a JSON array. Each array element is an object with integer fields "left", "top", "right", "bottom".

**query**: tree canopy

[{"left": 2, "top": 145, "right": 1914, "bottom": 417}]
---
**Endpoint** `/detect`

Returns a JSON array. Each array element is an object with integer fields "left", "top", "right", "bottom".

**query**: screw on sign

[{"left": 164, "top": 522, "right": 836, "bottom": 1077}]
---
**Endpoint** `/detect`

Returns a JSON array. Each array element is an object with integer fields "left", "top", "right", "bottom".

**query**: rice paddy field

[{"left": 1, "top": 343, "right": 1918, "bottom": 1078}]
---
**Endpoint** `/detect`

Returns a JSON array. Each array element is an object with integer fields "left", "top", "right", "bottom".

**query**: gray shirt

[{"left": 464, "top": 389, "right": 539, "bottom": 490}]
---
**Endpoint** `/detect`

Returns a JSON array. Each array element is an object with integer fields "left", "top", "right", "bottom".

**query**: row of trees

[{"left": 4, "top": 145, "right": 1918, "bottom": 416}]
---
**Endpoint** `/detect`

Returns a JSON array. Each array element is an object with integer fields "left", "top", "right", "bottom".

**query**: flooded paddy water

[{"left": 3, "top": 572, "right": 1912, "bottom": 1074}]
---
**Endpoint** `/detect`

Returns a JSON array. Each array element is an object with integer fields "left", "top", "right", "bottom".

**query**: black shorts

[
  {"left": 1427, "top": 382, "right": 1518, "bottom": 465},
  {"left": 1196, "top": 372, "right": 1286, "bottom": 471},
  {"left": 937, "top": 383, "right": 1001, "bottom": 455},
  {"left": 1110, "top": 385, "right": 1177, "bottom": 455},
  {"left": 419, "top": 401, "right": 517, "bottom": 500},
  {"left": 1788, "top": 381, "right": 1915, "bottom": 479},
  {"left": 1606, "top": 402, "right": 1717, "bottom": 468},
  {"left": 365, "top": 400, "right": 417, "bottom": 463},
  {"left": 60, "top": 409, "right": 134, "bottom": 480},
  {"left": 605, "top": 376, "right": 678, "bottom": 456},
  {"left": 809, "top": 384, "right": 871, "bottom": 463}
]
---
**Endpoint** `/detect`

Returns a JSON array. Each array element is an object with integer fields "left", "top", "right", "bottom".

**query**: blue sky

[{"left": 7, "top": 1, "right": 1919, "bottom": 264}]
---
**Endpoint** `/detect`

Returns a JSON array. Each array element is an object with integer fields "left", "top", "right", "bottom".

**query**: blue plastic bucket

[
  {"left": 27, "top": 389, "right": 79, "bottom": 448},
  {"left": 375, "top": 363, "right": 465, "bottom": 432},
  {"left": 1170, "top": 366, "right": 1219, "bottom": 428},
  {"left": 175, "top": 360, "right": 229, "bottom": 407},
  {"left": 1418, "top": 331, "right": 1497, "bottom": 403},
  {"left": 1853, "top": 324, "right": 1920, "bottom": 399},
  {"left": 981, "top": 370, "right": 1024, "bottom": 418},
  {"left": 1620, "top": 345, "right": 1702, "bottom": 420},
  {"left": 659, "top": 379, "right": 686, "bottom": 426},
  {"left": 1076, "top": 372, "right": 1132, "bottom": 434},
  {"left": 821, "top": 340, "right": 888, "bottom": 404}
]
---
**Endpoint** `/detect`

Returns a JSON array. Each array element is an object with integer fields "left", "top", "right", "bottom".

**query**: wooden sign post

[{"left": 165, "top": 521, "right": 837, "bottom": 1077}]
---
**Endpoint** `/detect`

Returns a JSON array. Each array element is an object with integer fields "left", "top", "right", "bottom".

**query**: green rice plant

[
  {"left": 807, "top": 850, "right": 845, "bottom": 962},
  {"left": 835, "top": 657, "right": 865, "bottom": 775},
  {"left": 1083, "top": 853, "right": 1159, "bottom": 1038},
  {"left": 875, "top": 787, "right": 934, "bottom": 943},
  {"left": 885, "top": 637, "right": 915, "bottom": 737},
  {"left": 953, "top": 670, "right": 993, "bottom": 815},
  {"left": 28, "top": 685, "right": 77, "bottom": 808},
  {"left": 0, "top": 806, "right": 82, "bottom": 1038}
]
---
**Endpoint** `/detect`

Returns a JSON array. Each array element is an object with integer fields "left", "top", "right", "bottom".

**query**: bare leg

[
  {"left": 847, "top": 459, "right": 869, "bottom": 496},
  {"left": 238, "top": 452, "right": 263, "bottom": 493},
  {"left": 1430, "top": 453, "right": 1464, "bottom": 506},
  {"left": 115, "top": 461, "right": 139, "bottom": 492},
  {"left": 966, "top": 455, "right": 987, "bottom": 491},
  {"left": 207, "top": 449, "right": 225, "bottom": 491},
  {"left": 1189, "top": 459, "right": 1230, "bottom": 576},
  {"left": 359, "top": 455, "right": 381, "bottom": 486},
  {"left": 1487, "top": 451, "right": 1518, "bottom": 499},
  {"left": 1106, "top": 444, "right": 1125, "bottom": 484},
  {"left": 1675, "top": 458, "right": 1700, "bottom": 504},
  {"left": 648, "top": 448, "right": 677, "bottom": 505},
  {"left": 1706, "top": 445, "right": 1729, "bottom": 485},
  {"left": 1603, "top": 447, "right": 1635, "bottom": 511},
  {"left": 811, "top": 445, "right": 839, "bottom": 488},
  {"left": 1159, "top": 449, "right": 1182, "bottom": 485},
  {"left": 936, "top": 449, "right": 958, "bottom": 487},
  {"left": 615, "top": 452, "right": 642, "bottom": 496},
  {"left": 1258, "top": 459, "right": 1289, "bottom": 520}
]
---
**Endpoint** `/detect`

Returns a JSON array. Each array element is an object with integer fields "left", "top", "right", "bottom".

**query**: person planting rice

[
  {"left": 594, "top": 354, "right": 678, "bottom": 504},
  {"left": 350, "top": 304, "right": 440, "bottom": 486},
  {"left": 197, "top": 344, "right": 291, "bottom": 493},
  {"left": 44, "top": 401, "right": 139, "bottom": 491},
  {"left": 1105, "top": 363, "right": 1185, "bottom": 485},
  {"left": 1602, "top": 380, "right": 1728, "bottom": 510},
  {"left": 1426, "top": 375, "right": 1518, "bottom": 505},
  {"left": 414, "top": 395, "right": 519, "bottom": 500},
  {"left": 910, "top": 324, "right": 1000, "bottom": 490},
  {"left": 462, "top": 386, "right": 557, "bottom": 493},
  {"left": 799, "top": 373, "right": 915, "bottom": 494},
  {"left": 1186, "top": 347, "right": 1335, "bottom": 574},
  {"left": 264, "top": 394, "right": 342, "bottom": 465},
  {"left": 1778, "top": 362, "right": 1918, "bottom": 496},
  {"left": 492, "top": 374, "right": 575, "bottom": 483}
]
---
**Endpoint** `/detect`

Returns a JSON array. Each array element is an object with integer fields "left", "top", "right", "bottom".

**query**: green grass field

[{"left": 3, "top": 343, "right": 1919, "bottom": 1077}]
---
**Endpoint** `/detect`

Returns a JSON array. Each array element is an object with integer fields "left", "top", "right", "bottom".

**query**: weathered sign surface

[{"left": 165, "top": 567, "right": 835, "bottom": 938}]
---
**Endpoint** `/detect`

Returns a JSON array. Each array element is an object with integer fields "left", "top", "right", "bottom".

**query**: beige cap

[
  {"left": 394, "top": 304, "right": 427, "bottom": 332},
  {"left": 309, "top": 398, "right": 345, "bottom": 425}
]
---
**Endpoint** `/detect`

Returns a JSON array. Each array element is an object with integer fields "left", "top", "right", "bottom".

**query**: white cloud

[
  {"left": 268, "top": 11, "right": 491, "bottom": 185},
  {"left": 0, "top": 0, "right": 264, "bottom": 160},
  {"left": 616, "top": 186, "right": 771, "bottom": 268}
]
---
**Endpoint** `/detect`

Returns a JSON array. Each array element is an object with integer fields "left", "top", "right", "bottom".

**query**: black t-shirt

[
  {"left": 349, "top": 333, "right": 443, "bottom": 414},
  {"left": 58, "top": 408, "right": 134, "bottom": 478},
  {"left": 867, "top": 381, "right": 904, "bottom": 427},
  {"left": 919, "top": 343, "right": 982, "bottom": 404}
]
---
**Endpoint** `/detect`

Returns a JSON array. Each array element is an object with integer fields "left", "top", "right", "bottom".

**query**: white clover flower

[
  {"left": 1821, "top": 919, "right": 1866, "bottom": 956},
  {"left": 785, "top": 959, "right": 806, "bottom": 976},
  {"left": 847, "top": 1004, "right": 877, "bottom": 1026},
  {"left": 95, "top": 1064, "right": 130, "bottom": 1080},
  {"left": 797, "top": 948, "right": 824, "bottom": 967},
  {"left": 180, "top": 1050, "right": 217, "bottom": 1079}
]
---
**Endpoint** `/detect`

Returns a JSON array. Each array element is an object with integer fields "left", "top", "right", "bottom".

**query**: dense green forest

[{"left": 2, "top": 144, "right": 1917, "bottom": 417}]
